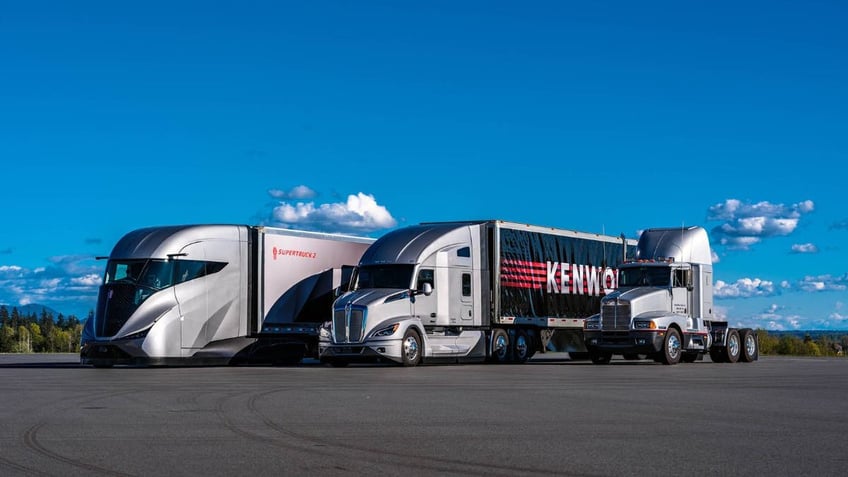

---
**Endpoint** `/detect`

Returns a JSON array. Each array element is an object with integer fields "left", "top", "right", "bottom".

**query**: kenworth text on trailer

[
  {"left": 80, "top": 225, "right": 374, "bottom": 367},
  {"left": 583, "top": 226, "right": 759, "bottom": 365},
  {"left": 318, "top": 220, "right": 637, "bottom": 366}
]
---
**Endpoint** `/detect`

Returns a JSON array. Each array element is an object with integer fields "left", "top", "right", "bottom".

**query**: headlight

[
  {"left": 634, "top": 321, "right": 657, "bottom": 330},
  {"left": 318, "top": 321, "right": 332, "bottom": 340},
  {"left": 122, "top": 327, "right": 151, "bottom": 340},
  {"left": 373, "top": 323, "right": 399, "bottom": 337}
]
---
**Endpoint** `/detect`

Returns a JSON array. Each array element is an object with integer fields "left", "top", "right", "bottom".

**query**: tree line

[
  {"left": 0, "top": 306, "right": 85, "bottom": 353},
  {"left": 756, "top": 330, "right": 848, "bottom": 357}
]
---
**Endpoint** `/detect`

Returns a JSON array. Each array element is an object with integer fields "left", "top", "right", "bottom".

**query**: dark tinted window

[
  {"left": 417, "top": 268, "right": 435, "bottom": 290},
  {"left": 175, "top": 260, "right": 226, "bottom": 284}
]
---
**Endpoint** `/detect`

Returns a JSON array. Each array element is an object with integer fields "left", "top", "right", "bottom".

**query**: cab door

[
  {"left": 671, "top": 266, "right": 693, "bottom": 326},
  {"left": 449, "top": 246, "right": 473, "bottom": 324},
  {"left": 174, "top": 239, "right": 243, "bottom": 354}
]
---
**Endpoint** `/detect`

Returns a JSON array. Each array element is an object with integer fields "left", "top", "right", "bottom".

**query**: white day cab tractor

[{"left": 583, "top": 226, "right": 758, "bottom": 365}]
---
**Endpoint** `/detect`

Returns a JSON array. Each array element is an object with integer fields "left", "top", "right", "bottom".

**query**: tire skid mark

[
  {"left": 223, "top": 388, "right": 554, "bottom": 476},
  {"left": 24, "top": 423, "right": 134, "bottom": 477},
  {"left": 0, "top": 453, "right": 51, "bottom": 477},
  {"left": 17, "top": 390, "right": 140, "bottom": 477}
]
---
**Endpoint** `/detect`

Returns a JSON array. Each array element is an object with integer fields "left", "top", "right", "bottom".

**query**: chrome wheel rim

[
  {"left": 404, "top": 336, "right": 419, "bottom": 362},
  {"left": 745, "top": 334, "right": 756, "bottom": 357},
  {"left": 495, "top": 334, "right": 508, "bottom": 359},
  {"left": 667, "top": 333, "right": 681, "bottom": 359},
  {"left": 515, "top": 335, "right": 528, "bottom": 359},
  {"left": 728, "top": 334, "right": 739, "bottom": 357}
]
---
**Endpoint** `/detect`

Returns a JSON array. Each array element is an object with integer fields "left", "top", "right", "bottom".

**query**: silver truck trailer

[
  {"left": 318, "top": 220, "right": 637, "bottom": 366},
  {"left": 583, "top": 226, "right": 759, "bottom": 364},
  {"left": 80, "top": 225, "right": 374, "bottom": 367}
]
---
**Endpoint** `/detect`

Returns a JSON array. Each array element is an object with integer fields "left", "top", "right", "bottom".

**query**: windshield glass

[
  {"left": 105, "top": 259, "right": 174, "bottom": 290},
  {"left": 618, "top": 266, "right": 671, "bottom": 287},
  {"left": 355, "top": 264, "right": 415, "bottom": 289}
]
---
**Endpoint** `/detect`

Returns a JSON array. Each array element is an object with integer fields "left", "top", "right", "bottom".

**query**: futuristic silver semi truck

[
  {"left": 318, "top": 220, "right": 637, "bottom": 366},
  {"left": 80, "top": 225, "right": 374, "bottom": 367},
  {"left": 582, "top": 226, "right": 759, "bottom": 365}
]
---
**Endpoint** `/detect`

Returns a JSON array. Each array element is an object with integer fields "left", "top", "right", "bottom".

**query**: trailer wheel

[
  {"left": 490, "top": 328, "right": 511, "bottom": 363},
  {"left": 723, "top": 329, "right": 741, "bottom": 363},
  {"left": 660, "top": 328, "right": 682, "bottom": 365},
  {"left": 513, "top": 329, "right": 531, "bottom": 363},
  {"left": 739, "top": 328, "right": 758, "bottom": 362},
  {"left": 401, "top": 329, "right": 422, "bottom": 367},
  {"left": 590, "top": 352, "right": 612, "bottom": 364}
]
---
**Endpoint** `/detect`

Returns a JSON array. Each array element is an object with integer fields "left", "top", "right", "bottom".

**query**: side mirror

[{"left": 421, "top": 282, "right": 433, "bottom": 296}]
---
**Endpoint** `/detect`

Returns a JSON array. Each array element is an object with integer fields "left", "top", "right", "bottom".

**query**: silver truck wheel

[
  {"left": 491, "top": 328, "right": 511, "bottom": 363},
  {"left": 513, "top": 329, "right": 531, "bottom": 363},
  {"left": 660, "top": 328, "right": 682, "bottom": 365},
  {"left": 402, "top": 329, "right": 422, "bottom": 367},
  {"left": 724, "top": 329, "right": 740, "bottom": 363},
  {"left": 739, "top": 328, "right": 758, "bottom": 362}
]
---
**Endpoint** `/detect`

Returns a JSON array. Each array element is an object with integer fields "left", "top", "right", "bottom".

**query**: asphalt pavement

[{"left": 1, "top": 353, "right": 846, "bottom": 476}]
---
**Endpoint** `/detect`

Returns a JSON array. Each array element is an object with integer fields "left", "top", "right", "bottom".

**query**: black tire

[
  {"left": 739, "top": 328, "right": 759, "bottom": 362},
  {"left": 708, "top": 347, "right": 726, "bottom": 363},
  {"left": 660, "top": 328, "right": 682, "bottom": 365},
  {"left": 568, "top": 352, "right": 590, "bottom": 361},
  {"left": 513, "top": 329, "right": 532, "bottom": 363},
  {"left": 401, "top": 329, "right": 422, "bottom": 367},
  {"left": 328, "top": 359, "right": 349, "bottom": 367},
  {"left": 590, "top": 352, "right": 612, "bottom": 364},
  {"left": 724, "top": 329, "right": 741, "bottom": 363},
  {"left": 490, "top": 328, "right": 511, "bottom": 363}
]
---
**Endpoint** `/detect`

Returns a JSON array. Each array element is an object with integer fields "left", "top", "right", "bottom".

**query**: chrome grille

[
  {"left": 332, "top": 306, "right": 366, "bottom": 343},
  {"left": 601, "top": 302, "right": 631, "bottom": 331}
]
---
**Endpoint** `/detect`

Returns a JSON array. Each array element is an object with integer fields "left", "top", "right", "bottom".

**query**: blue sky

[{"left": 1, "top": 1, "right": 846, "bottom": 330}]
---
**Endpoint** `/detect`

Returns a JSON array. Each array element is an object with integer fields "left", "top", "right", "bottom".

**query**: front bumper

[
  {"left": 583, "top": 330, "right": 666, "bottom": 354},
  {"left": 318, "top": 339, "right": 404, "bottom": 364}
]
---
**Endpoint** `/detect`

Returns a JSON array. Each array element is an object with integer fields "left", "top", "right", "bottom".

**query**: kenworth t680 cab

[{"left": 318, "top": 220, "right": 636, "bottom": 366}]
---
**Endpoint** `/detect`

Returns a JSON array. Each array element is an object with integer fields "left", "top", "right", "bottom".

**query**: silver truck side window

[
  {"left": 462, "top": 273, "right": 471, "bottom": 296},
  {"left": 417, "top": 269, "right": 435, "bottom": 290}
]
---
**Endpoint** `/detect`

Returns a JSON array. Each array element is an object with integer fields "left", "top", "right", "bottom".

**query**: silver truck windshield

[
  {"left": 105, "top": 259, "right": 174, "bottom": 290},
  {"left": 356, "top": 264, "right": 415, "bottom": 289},
  {"left": 618, "top": 266, "right": 671, "bottom": 287}
]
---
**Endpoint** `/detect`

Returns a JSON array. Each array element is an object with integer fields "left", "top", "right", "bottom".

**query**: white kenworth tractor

[{"left": 583, "top": 226, "right": 758, "bottom": 365}]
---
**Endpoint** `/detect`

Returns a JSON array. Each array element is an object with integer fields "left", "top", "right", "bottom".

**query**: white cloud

[
  {"left": 266, "top": 189, "right": 397, "bottom": 234},
  {"left": 71, "top": 274, "right": 102, "bottom": 286},
  {"left": 830, "top": 312, "right": 848, "bottom": 322},
  {"left": 796, "top": 274, "right": 848, "bottom": 292},
  {"left": 710, "top": 251, "right": 720, "bottom": 263},
  {"left": 268, "top": 185, "right": 316, "bottom": 200},
  {"left": 714, "top": 278, "right": 776, "bottom": 298},
  {"left": 707, "top": 199, "right": 814, "bottom": 250},
  {"left": 790, "top": 243, "right": 818, "bottom": 254}
]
